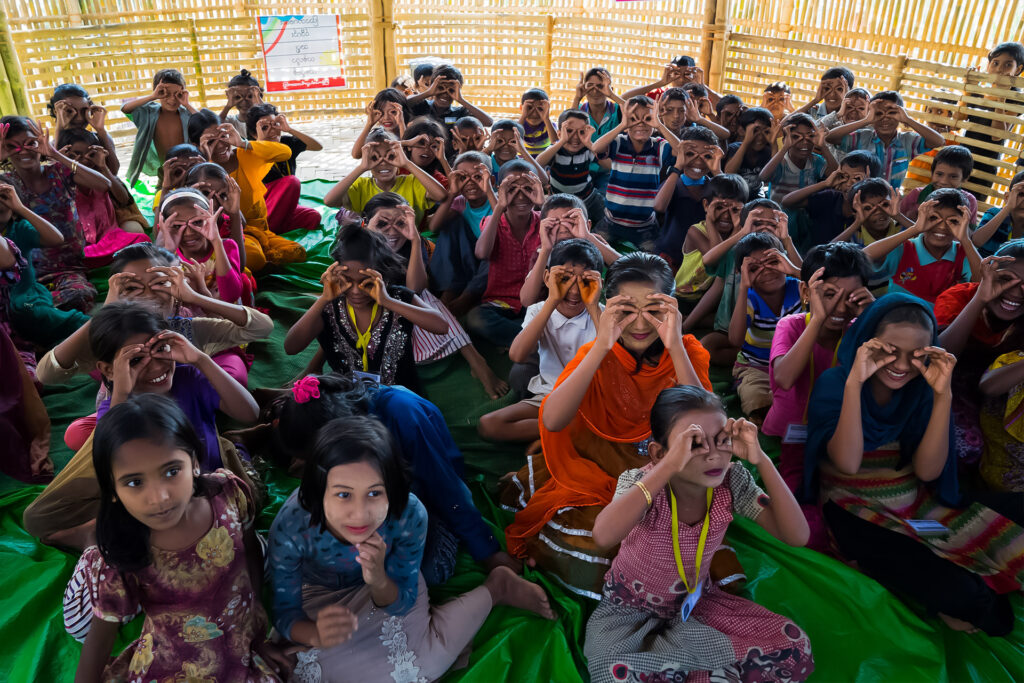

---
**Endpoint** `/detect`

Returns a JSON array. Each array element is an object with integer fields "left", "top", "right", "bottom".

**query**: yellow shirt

[
  {"left": 231, "top": 140, "right": 291, "bottom": 233},
  {"left": 347, "top": 175, "right": 433, "bottom": 224}
]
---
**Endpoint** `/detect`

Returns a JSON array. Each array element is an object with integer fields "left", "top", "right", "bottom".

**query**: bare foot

[
  {"left": 463, "top": 347, "right": 510, "bottom": 399},
  {"left": 498, "top": 471, "right": 516, "bottom": 486},
  {"left": 939, "top": 612, "right": 979, "bottom": 633},
  {"left": 484, "top": 566, "right": 555, "bottom": 619},
  {"left": 482, "top": 550, "right": 524, "bottom": 575}
]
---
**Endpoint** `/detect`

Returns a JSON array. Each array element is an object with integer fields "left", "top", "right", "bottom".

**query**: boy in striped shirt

[
  {"left": 536, "top": 109, "right": 611, "bottom": 234},
  {"left": 591, "top": 95, "right": 679, "bottom": 249},
  {"left": 728, "top": 231, "right": 803, "bottom": 424},
  {"left": 519, "top": 88, "right": 558, "bottom": 156}
]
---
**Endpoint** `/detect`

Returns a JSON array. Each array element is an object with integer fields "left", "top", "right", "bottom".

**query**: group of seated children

[{"left": 2, "top": 39, "right": 1024, "bottom": 683}]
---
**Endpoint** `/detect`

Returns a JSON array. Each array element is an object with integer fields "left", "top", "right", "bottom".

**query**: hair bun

[{"left": 239, "top": 68, "right": 250, "bottom": 78}]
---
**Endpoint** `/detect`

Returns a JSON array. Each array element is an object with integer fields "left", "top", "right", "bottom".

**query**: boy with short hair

[
  {"left": 519, "top": 89, "right": 558, "bottom": 156},
  {"left": 831, "top": 179, "right": 906, "bottom": 297},
  {"left": 572, "top": 67, "right": 625, "bottom": 194},
  {"left": 903, "top": 91, "right": 961, "bottom": 188},
  {"left": 729, "top": 231, "right": 803, "bottom": 423},
  {"left": 899, "top": 145, "right": 978, "bottom": 222},
  {"left": 477, "top": 237, "right": 603, "bottom": 443},
  {"left": 818, "top": 87, "right": 870, "bottom": 131},
  {"left": 759, "top": 112, "right": 837, "bottom": 204},
  {"left": 466, "top": 161, "right": 545, "bottom": 347},
  {"left": 973, "top": 171, "right": 1024, "bottom": 256},
  {"left": 700, "top": 199, "right": 802, "bottom": 366},
  {"left": 826, "top": 90, "right": 945, "bottom": 189},
  {"left": 591, "top": 96, "right": 679, "bottom": 248},
  {"left": 657, "top": 88, "right": 730, "bottom": 140},
  {"left": 724, "top": 106, "right": 775, "bottom": 200},
  {"left": 863, "top": 187, "right": 982, "bottom": 302},
  {"left": 781, "top": 149, "right": 877, "bottom": 246},
  {"left": 408, "top": 64, "right": 493, "bottom": 151},
  {"left": 715, "top": 94, "right": 745, "bottom": 143},
  {"left": 761, "top": 82, "right": 794, "bottom": 121},
  {"left": 430, "top": 151, "right": 494, "bottom": 315},
  {"left": 485, "top": 119, "right": 550, "bottom": 182},
  {"left": 654, "top": 125, "right": 725, "bottom": 266},
  {"left": 535, "top": 110, "right": 610, "bottom": 233},
  {"left": 794, "top": 66, "right": 855, "bottom": 121},
  {"left": 412, "top": 62, "right": 437, "bottom": 93},
  {"left": 451, "top": 116, "right": 488, "bottom": 155},
  {"left": 121, "top": 69, "right": 198, "bottom": 186}
]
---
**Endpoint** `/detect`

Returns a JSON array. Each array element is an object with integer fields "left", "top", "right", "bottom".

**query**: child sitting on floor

[
  {"left": 898, "top": 144, "right": 978, "bottom": 223},
  {"left": 781, "top": 149, "right": 877, "bottom": 247},
  {"left": 247, "top": 103, "right": 324, "bottom": 233},
  {"left": 361, "top": 192, "right": 507, "bottom": 398},
  {"left": 728, "top": 232, "right": 803, "bottom": 424},
  {"left": 674, "top": 174, "right": 748, "bottom": 328},
  {"left": 761, "top": 81, "right": 794, "bottom": 121},
  {"left": 0, "top": 116, "right": 110, "bottom": 313},
  {"left": 655, "top": 88, "right": 731, "bottom": 140},
  {"left": 354, "top": 89, "right": 411, "bottom": 154},
  {"left": 763, "top": 243, "right": 874, "bottom": 547},
  {"left": 409, "top": 64, "right": 494, "bottom": 149},
  {"left": 324, "top": 128, "right": 447, "bottom": 225},
  {"left": 585, "top": 385, "right": 813, "bottom": 683},
  {"left": 715, "top": 94, "right": 745, "bottom": 143},
  {"left": 185, "top": 162, "right": 248, "bottom": 270},
  {"left": 451, "top": 116, "right": 489, "bottom": 155},
  {"left": 655, "top": 125, "right": 725, "bottom": 266},
  {"left": 829, "top": 177, "right": 903, "bottom": 249},
  {"left": 466, "top": 162, "right": 544, "bottom": 348},
  {"left": 592, "top": 96, "right": 679, "bottom": 249},
  {"left": 724, "top": 106, "right": 775, "bottom": 200},
  {"left": 478, "top": 238, "right": 603, "bottom": 443},
  {"left": 826, "top": 90, "right": 945, "bottom": 189},
  {"left": 121, "top": 68, "right": 198, "bottom": 187},
  {"left": 978, "top": 350, "right": 1024, "bottom": 492},
  {"left": 818, "top": 87, "right": 870, "bottom": 131},
  {"left": 401, "top": 116, "right": 452, "bottom": 195},
  {"left": 429, "top": 151, "right": 493, "bottom": 316},
  {"left": 0, "top": 182, "right": 89, "bottom": 347},
  {"left": 572, "top": 67, "right": 625, "bottom": 194},
  {"left": 219, "top": 68, "right": 264, "bottom": 137},
  {"left": 535, "top": 109, "right": 607, "bottom": 226},
  {"left": 68, "top": 394, "right": 284, "bottom": 682},
  {"left": 284, "top": 222, "right": 448, "bottom": 392},
  {"left": 759, "top": 113, "right": 836, "bottom": 205},
  {"left": 519, "top": 88, "right": 557, "bottom": 156},
  {"left": 49, "top": 84, "right": 119, "bottom": 176},
  {"left": 158, "top": 142, "right": 206, "bottom": 199},
  {"left": 974, "top": 172, "right": 1024, "bottom": 256},
  {"left": 269, "top": 415, "right": 553, "bottom": 682},
  {"left": 793, "top": 66, "right": 855, "bottom": 121},
  {"left": 188, "top": 109, "right": 306, "bottom": 270},
  {"left": 863, "top": 189, "right": 982, "bottom": 302},
  {"left": 56, "top": 129, "right": 150, "bottom": 267},
  {"left": 485, "top": 119, "right": 550, "bottom": 181}
]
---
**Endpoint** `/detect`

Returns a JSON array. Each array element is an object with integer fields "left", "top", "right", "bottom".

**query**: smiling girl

[
  {"left": 806, "top": 293, "right": 1024, "bottom": 636},
  {"left": 269, "top": 415, "right": 553, "bottom": 682},
  {"left": 503, "top": 252, "right": 712, "bottom": 597}
]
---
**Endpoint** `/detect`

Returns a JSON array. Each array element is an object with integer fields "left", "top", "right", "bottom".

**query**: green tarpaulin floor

[{"left": 2, "top": 180, "right": 1022, "bottom": 682}]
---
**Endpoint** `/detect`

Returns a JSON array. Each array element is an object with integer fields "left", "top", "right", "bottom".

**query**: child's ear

[
  {"left": 798, "top": 281, "right": 810, "bottom": 304},
  {"left": 649, "top": 440, "right": 666, "bottom": 464},
  {"left": 702, "top": 198, "right": 711, "bottom": 211},
  {"left": 96, "top": 360, "right": 115, "bottom": 384}
]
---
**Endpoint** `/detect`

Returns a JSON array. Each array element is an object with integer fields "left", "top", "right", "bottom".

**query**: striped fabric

[
  {"left": 604, "top": 134, "right": 672, "bottom": 227},
  {"left": 822, "top": 448, "right": 1024, "bottom": 593},
  {"left": 549, "top": 147, "right": 597, "bottom": 197},
  {"left": 738, "top": 277, "right": 803, "bottom": 367},
  {"left": 412, "top": 289, "right": 472, "bottom": 363}
]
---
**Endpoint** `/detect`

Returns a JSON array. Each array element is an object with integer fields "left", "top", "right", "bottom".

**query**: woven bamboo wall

[
  {"left": 0, "top": 0, "right": 375, "bottom": 140},
  {"left": 391, "top": 0, "right": 707, "bottom": 116}
]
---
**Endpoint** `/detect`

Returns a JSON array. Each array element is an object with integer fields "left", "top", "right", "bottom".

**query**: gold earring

[{"left": 194, "top": 468, "right": 200, "bottom": 477}]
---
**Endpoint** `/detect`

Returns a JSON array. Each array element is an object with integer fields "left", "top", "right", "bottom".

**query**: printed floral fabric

[{"left": 87, "top": 470, "right": 279, "bottom": 682}]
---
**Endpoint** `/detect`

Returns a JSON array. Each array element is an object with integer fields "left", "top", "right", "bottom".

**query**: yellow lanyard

[
  {"left": 670, "top": 487, "right": 713, "bottom": 594},
  {"left": 346, "top": 301, "right": 379, "bottom": 371}
]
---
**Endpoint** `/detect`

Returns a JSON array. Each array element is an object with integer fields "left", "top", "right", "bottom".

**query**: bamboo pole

[
  {"left": 543, "top": 14, "right": 554, "bottom": 95},
  {"left": 0, "top": 48, "right": 16, "bottom": 115},
  {"left": 369, "top": 0, "right": 396, "bottom": 91},
  {"left": 0, "top": 2, "right": 28, "bottom": 116},
  {"left": 188, "top": 19, "right": 207, "bottom": 106},
  {"left": 62, "top": 0, "right": 83, "bottom": 27},
  {"left": 707, "top": 0, "right": 731, "bottom": 93},
  {"left": 699, "top": 0, "right": 716, "bottom": 79}
]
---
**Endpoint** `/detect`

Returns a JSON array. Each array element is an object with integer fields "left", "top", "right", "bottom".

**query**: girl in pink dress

[{"left": 585, "top": 385, "right": 814, "bottom": 683}]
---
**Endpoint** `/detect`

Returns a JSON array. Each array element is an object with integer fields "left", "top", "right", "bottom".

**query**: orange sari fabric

[{"left": 506, "top": 336, "right": 711, "bottom": 556}]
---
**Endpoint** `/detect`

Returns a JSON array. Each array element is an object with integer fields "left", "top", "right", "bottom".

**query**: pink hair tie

[{"left": 292, "top": 376, "right": 321, "bottom": 404}]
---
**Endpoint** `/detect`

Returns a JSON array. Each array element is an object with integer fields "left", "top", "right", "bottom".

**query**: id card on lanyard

[{"left": 670, "top": 486, "right": 713, "bottom": 622}]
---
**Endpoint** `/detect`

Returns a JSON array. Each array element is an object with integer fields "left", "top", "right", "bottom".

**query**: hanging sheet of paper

[{"left": 258, "top": 15, "right": 347, "bottom": 93}]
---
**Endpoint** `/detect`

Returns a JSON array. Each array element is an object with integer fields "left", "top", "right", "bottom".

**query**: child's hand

[
  {"left": 826, "top": 169, "right": 849, "bottom": 190},
  {"left": 579, "top": 270, "right": 602, "bottom": 306},
  {"left": 360, "top": 143, "right": 382, "bottom": 171},
  {"left": 513, "top": 129, "right": 530, "bottom": 158},
  {"left": 254, "top": 640, "right": 297, "bottom": 679},
  {"left": 320, "top": 263, "right": 352, "bottom": 300},
  {"left": 846, "top": 286, "right": 875, "bottom": 316},
  {"left": 255, "top": 116, "right": 279, "bottom": 141},
  {"left": 813, "top": 121, "right": 828, "bottom": 149},
  {"left": 851, "top": 190, "right": 867, "bottom": 225},
  {"left": 763, "top": 247, "right": 800, "bottom": 277},
  {"left": 364, "top": 100, "right": 383, "bottom": 127},
  {"left": 314, "top": 604, "right": 358, "bottom": 648},
  {"left": 85, "top": 145, "right": 108, "bottom": 170},
  {"left": 948, "top": 205, "right": 973, "bottom": 243},
  {"left": 885, "top": 185, "right": 902, "bottom": 219},
  {"left": 538, "top": 216, "right": 559, "bottom": 250},
  {"left": 149, "top": 329, "right": 204, "bottom": 365},
  {"left": 275, "top": 113, "right": 294, "bottom": 134},
  {"left": 33, "top": 123, "right": 55, "bottom": 158},
  {"left": 394, "top": 204, "right": 419, "bottom": 243},
  {"left": 976, "top": 256, "right": 1021, "bottom": 303},
  {"left": 111, "top": 341, "right": 153, "bottom": 395},
  {"left": 180, "top": 258, "right": 212, "bottom": 299},
  {"left": 357, "top": 268, "right": 389, "bottom": 306},
  {"left": 105, "top": 272, "right": 141, "bottom": 303},
  {"left": 567, "top": 207, "right": 589, "bottom": 238},
  {"left": 574, "top": 71, "right": 586, "bottom": 100},
  {"left": 495, "top": 175, "right": 517, "bottom": 210},
  {"left": 708, "top": 145, "right": 724, "bottom": 175},
  {"left": 384, "top": 140, "right": 409, "bottom": 168},
  {"left": 53, "top": 100, "right": 76, "bottom": 130},
  {"left": 147, "top": 264, "right": 194, "bottom": 303},
  {"left": 448, "top": 169, "right": 468, "bottom": 196},
  {"left": 354, "top": 532, "right": 388, "bottom": 587},
  {"left": 224, "top": 87, "right": 243, "bottom": 110},
  {"left": 912, "top": 346, "right": 956, "bottom": 396},
  {"left": 547, "top": 265, "right": 577, "bottom": 302},
  {"left": 162, "top": 157, "right": 190, "bottom": 188},
  {"left": 850, "top": 338, "right": 897, "bottom": 384},
  {"left": 520, "top": 172, "right": 545, "bottom": 206},
  {"left": 806, "top": 267, "right": 832, "bottom": 322},
  {"left": 0, "top": 183, "right": 25, "bottom": 213},
  {"left": 914, "top": 199, "right": 940, "bottom": 234},
  {"left": 217, "top": 123, "right": 245, "bottom": 149},
  {"left": 596, "top": 295, "right": 638, "bottom": 351},
  {"left": 662, "top": 423, "right": 710, "bottom": 474},
  {"left": 723, "top": 417, "right": 763, "bottom": 465},
  {"left": 642, "top": 292, "right": 684, "bottom": 350},
  {"left": 739, "top": 255, "right": 755, "bottom": 289},
  {"left": 770, "top": 210, "right": 790, "bottom": 241}
]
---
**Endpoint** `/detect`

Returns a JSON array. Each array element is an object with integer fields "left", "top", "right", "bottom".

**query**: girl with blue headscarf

[{"left": 806, "top": 292, "right": 1022, "bottom": 637}]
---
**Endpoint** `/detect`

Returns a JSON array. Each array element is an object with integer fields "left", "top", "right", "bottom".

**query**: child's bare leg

[
  {"left": 483, "top": 566, "right": 555, "bottom": 619},
  {"left": 478, "top": 401, "right": 540, "bottom": 442},
  {"left": 119, "top": 220, "right": 146, "bottom": 234},
  {"left": 482, "top": 550, "right": 524, "bottom": 574},
  {"left": 939, "top": 613, "right": 980, "bottom": 634},
  {"left": 460, "top": 344, "right": 509, "bottom": 399},
  {"left": 700, "top": 331, "right": 741, "bottom": 367}
]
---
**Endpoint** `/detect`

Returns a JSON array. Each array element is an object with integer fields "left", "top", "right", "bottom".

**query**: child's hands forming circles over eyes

[
  {"left": 320, "top": 263, "right": 352, "bottom": 300},
  {"left": 112, "top": 342, "right": 152, "bottom": 393},
  {"left": 912, "top": 346, "right": 957, "bottom": 395},
  {"left": 723, "top": 418, "right": 761, "bottom": 465},
  {"left": 148, "top": 330, "right": 203, "bottom": 365},
  {"left": 579, "top": 270, "right": 602, "bottom": 306},
  {"left": 643, "top": 293, "right": 683, "bottom": 350},
  {"left": 851, "top": 338, "right": 897, "bottom": 384},
  {"left": 546, "top": 265, "right": 577, "bottom": 302},
  {"left": 664, "top": 423, "right": 710, "bottom": 474},
  {"left": 596, "top": 295, "right": 638, "bottom": 351},
  {"left": 357, "top": 268, "right": 389, "bottom": 305}
]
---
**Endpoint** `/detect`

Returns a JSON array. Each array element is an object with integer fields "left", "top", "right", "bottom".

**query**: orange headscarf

[{"left": 506, "top": 336, "right": 711, "bottom": 556}]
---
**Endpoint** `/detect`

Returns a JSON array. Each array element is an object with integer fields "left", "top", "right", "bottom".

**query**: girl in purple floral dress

[
  {"left": 0, "top": 116, "right": 111, "bottom": 312},
  {"left": 69, "top": 394, "right": 291, "bottom": 682},
  {"left": 585, "top": 386, "right": 814, "bottom": 683}
]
